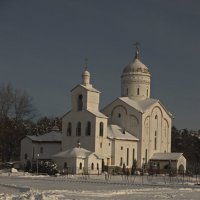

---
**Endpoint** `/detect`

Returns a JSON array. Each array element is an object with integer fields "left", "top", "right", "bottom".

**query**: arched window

[
  {"left": 91, "top": 163, "right": 94, "bottom": 170},
  {"left": 118, "top": 113, "right": 121, "bottom": 118},
  {"left": 64, "top": 162, "right": 67, "bottom": 168},
  {"left": 77, "top": 94, "right": 83, "bottom": 111},
  {"left": 79, "top": 162, "right": 82, "bottom": 169},
  {"left": 154, "top": 131, "right": 157, "bottom": 150},
  {"left": 40, "top": 147, "right": 43, "bottom": 154},
  {"left": 127, "top": 148, "right": 129, "bottom": 166},
  {"left": 67, "top": 122, "right": 72, "bottom": 136},
  {"left": 145, "top": 149, "right": 148, "bottom": 163},
  {"left": 137, "top": 88, "right": 140, "bottom": 95},
  {"left": 132, "top": 148, "right": 135, "bottom": 161},
  {"left": 86, "top": 121, "right": 91, "bottom": 136},
  {"left": 155, "top": 115, "right": 158, "bottom": 119},
  {"left": 97, "top": 163, "right": 99, "bottom": 170},
  {"left": 24, "top": 153, "right": 28, "bottom": 160},
  {"left": 76, "top": 122, "right": 81, "bottom": 136},
  {"left": 99, "top": 122, "right": 104, "bottom": 136}
]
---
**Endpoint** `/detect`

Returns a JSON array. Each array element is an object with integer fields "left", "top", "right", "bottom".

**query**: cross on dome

[
  {"left": 133, "top": 41, "right": 140, "bottom": 59},
  {"left": 84, "top": 57, "right": 88, "bottom": 71}
]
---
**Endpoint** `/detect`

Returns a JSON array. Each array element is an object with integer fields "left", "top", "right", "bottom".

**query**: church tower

[{"left": 121, "top": 43, "right": 151, "bottom": 100}]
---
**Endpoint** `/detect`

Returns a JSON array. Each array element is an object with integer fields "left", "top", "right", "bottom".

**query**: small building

[
  {"left": 20, "top": 126, "right": 62, "bottom": 168},
  {"left": 150, "top": 152, "right": 186, "bottom": 172},
  {"left": 52, "top": 142, "right": 102, "bottom": 174}
]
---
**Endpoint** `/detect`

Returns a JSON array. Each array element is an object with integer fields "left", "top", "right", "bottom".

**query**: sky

[{"left": 0, "top": 0, "right": 200, "bottom": 130}]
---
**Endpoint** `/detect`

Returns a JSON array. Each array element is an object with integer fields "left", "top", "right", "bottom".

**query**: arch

[
  {"left": 77, "top": 94, "right": 83, "bottom": 111},
  {"left": 67, "top": 122, "right": 72, "bottom": 136},
  {"left": 130, "top": 115, "right": 139, "bottom": 125},
  {"left": 163, "top": 118, "right": 169, "bottom": 128},
  {"left": 99, "top": 122, "right": 104, "bottom": 136},
  {"left": 76, "top": 122, "right": 81, "bottom": 136},
  {"left": 86, "top": 121, "right": 91, "bottom": 136},
  {"left": 111, "top": 105, "right": 127, "bottom": 116},
  {"left": 151, "top": 106, "right": 163, "bottom": 118},
  {"left": 178, "top": 164, "right": 184, "bottom": 173}
]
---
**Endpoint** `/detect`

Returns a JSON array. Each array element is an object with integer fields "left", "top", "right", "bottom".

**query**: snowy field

[{"left": 0, "top": 172, "right": 200, "bottom": 200}]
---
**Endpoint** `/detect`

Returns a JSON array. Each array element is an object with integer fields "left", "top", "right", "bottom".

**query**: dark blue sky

[{"left": 0, "top": 0, "right": 200, "bottom": 130}]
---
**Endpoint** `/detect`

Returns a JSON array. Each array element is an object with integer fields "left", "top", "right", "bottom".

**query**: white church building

[{"left": 53, "top": 46, "right": 186, "bottom": 174}]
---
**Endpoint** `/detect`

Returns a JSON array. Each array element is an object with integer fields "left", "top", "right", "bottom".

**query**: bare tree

[{"left": 0, "top": 83, "right": 36, "bottom": 162}]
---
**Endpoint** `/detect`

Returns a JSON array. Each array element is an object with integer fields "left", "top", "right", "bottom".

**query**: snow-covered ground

[{"left": 0, "top": 172, "right": 200, "bottom": 200}]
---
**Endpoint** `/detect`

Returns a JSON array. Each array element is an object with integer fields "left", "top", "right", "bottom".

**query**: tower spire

[
  {"left": 133, "top": 42, "right": 140, "bottom": 59},
  {"left": 82, "top": 58, "right": 91, "bottom": 87},
  {"left": 84, "top": 58, "right": 88, "bottom": 71}
]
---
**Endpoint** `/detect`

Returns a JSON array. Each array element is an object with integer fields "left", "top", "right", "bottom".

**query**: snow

[{"left": 0, "top": 172, "right": 200, "bottom": 199}]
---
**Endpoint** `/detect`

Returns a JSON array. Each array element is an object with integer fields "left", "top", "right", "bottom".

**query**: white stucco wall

[
  {"left": 21, "top": 137, "right": 61, "bottom": 166},
  {"left": 112, "top": 139, "right": 137, "bottom": 168}
]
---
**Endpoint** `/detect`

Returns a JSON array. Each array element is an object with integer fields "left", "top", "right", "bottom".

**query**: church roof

[
  {"left": 119, "top": 97, "right": 158, "bottom": 113},
  {"left": 118, "top": 97, "right": 172, "bottom": 117},
  {"left": 52, "top": 147, "right": 92, "bottom": 158},
  {"left": 150, "top": 153, "right": 184, "bottom": 161},
  {"left": 88, "top": 110, "right": 108, "bottom": 118},
  {"left": 108, "top": 124, "right": 139, "bottom": 141},
  {"left": 71, "top": 84, "right": 100, "bottom": 93},
  {"left": 26, "top": 131, "right": 62, "bottom": 143}
]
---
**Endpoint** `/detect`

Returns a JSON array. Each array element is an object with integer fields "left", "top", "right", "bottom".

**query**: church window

[
  {"left": 24, "top": 153, "right": 28, "bottom": 160},
  {"left": 77, "top": 94, "right": 83, "bottom": 111},
  {"left": 86, "top": 121, "right": 91, "bottom": 136},
  {"left": 76, "top": 122, "right": 81, "bottom": 136},
  {"left": 120, "top": 157, "right": 123, "bottom": 166},
  {"left": 145, "top": 149, "right": 148, "bottom": 163},
  {"left": 137, "top": 88, "right": 140, "bottom": 95},
  {"left": 121, "top": 146, "right": 123, "bottom": 150},
  {"left": 79, "top": 162, "right": 82, "bottom": 169},
  {"left": 127, "top": 148, "right": 129, "bottom": 166},
  {"left": 99, "top": 122, "right": 104, "bottom": 136},
  {"left": 118, "top": 113, "right": 121, "bottom": 118},
  {"left": 155, "top": 115, "right": 157, "bottom": 119},
  {"left": 67, "top": 122, "right": 72, "bottom": 136},
  {"left": 154, "top": 131, "right": 157, "bottom": 150},
  {"left": 64, "top": 162, "right": 67, "bottom": 169},
  {"left": 91, "top": 163, "right": 94, "bottom": 170},
  {"left": 132, "top": 148, "right": 135, "bottom": 161},
  {"left": 40, "top": 147, "right": 43, "bottom": 154}
]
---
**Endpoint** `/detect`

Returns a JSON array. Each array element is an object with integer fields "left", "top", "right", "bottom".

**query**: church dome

[{"left": 122, "top": 58, "right": 150, "bottom": 74}]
